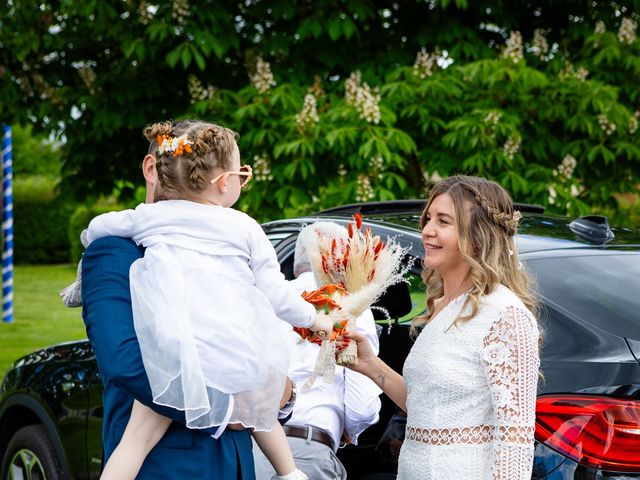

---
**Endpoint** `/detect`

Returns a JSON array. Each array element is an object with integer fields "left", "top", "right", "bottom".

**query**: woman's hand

[{"left": 336, "top": 330, "right": 378, "bottom": 376}]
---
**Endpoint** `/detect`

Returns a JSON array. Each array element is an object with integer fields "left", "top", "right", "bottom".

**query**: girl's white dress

[
  {"left": 86, "top": 200, "right": 316, "bottom": 435},
  {"left": 398, "top": 285, "right": 540, "bottom": 480}
]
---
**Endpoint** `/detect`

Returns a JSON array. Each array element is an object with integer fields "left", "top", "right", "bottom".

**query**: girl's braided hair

[
  {"left": 413, "top": 175, "right": 537, "bottom": 331},
  {"left": 143, "top": 120, "right": 239, "bottom": 201}
]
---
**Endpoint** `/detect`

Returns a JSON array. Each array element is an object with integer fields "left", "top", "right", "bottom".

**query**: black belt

[{"left": 282, "top": 425, "right": 333, "bottom": 449}]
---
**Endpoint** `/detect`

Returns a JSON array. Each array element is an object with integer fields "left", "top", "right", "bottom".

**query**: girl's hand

[
  {"left": 279, "top": 377, "right": 294, "bottom": 408},
  {"left": 336, "top": 330, "right": 377, "bottom": 375},
  {"left": 310, "top": 313, "right": 333, "bottom": 338}
]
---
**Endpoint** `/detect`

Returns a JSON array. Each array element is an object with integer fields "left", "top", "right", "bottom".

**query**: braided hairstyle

[
  {"left": 143, "top": 120, "right": 239, "bottom": 201},
  {"left": 413, "top": 175, "right": 538, "bottom": 331}
]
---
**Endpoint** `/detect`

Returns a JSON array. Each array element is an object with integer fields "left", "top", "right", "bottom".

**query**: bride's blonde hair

[{"left": 412, "top": 175, "right": 537, "bottom": 332}]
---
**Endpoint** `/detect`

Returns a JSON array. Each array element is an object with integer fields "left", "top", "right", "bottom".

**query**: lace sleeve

[{"left": 482, "top": 305, "right": 540, "bottom": 480}]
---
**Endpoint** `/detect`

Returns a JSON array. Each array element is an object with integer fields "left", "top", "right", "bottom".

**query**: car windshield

[{"left": 526, "top": 252, "right": 640, "bottom": 340}]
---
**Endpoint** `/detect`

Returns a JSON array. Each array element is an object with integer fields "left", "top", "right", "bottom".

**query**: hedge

[
  {"left": 67, "top": 203, "right": 124, "bottom": 264},
  {"left": 10, "top": 177, "right": 125, "bottom": 264},
  {"left": 13, "top": 177, "right": 77, "bottom": 264}
]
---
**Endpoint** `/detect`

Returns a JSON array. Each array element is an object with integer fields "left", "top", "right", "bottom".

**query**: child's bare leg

[
  {"left": 252, "top": 422, "right": 296, "bottom": 476},
  {"left": 100, "top": 400, "right": 172, "bottom": 480}
]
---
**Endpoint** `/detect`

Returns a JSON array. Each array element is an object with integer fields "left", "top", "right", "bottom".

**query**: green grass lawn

[{"left": 0, "top": 264, "right": 86, "bottom": 376}]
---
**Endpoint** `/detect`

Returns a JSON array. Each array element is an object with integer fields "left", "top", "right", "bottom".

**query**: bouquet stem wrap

[{"left": 336, "top": 323, "right": 357, "bottom": 366}]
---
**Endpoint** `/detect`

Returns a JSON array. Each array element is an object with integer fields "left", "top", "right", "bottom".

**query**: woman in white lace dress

[{"left": 344, "top": 175, "right": 540, "bottom": 479}]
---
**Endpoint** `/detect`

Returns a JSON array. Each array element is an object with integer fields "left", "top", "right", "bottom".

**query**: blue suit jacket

[{"left": 82, "top": 236, "right": 255, "bottom": 479}]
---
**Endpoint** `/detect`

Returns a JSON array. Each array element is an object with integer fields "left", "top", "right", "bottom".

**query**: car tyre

[{"left": 1, "top": 425, "right": 64, "bottom": 480}]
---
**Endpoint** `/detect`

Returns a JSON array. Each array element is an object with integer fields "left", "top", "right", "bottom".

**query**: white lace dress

[
  {"left": 86, "top": 200, "right": 316, "bottom": 436},
  {"left": 398, "top": 285, "right": 540, "bottom": 480}
]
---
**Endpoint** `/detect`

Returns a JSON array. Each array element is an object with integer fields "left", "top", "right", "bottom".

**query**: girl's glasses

[{"left": 210, "top": 165, "right": 253, "bottom": 188}]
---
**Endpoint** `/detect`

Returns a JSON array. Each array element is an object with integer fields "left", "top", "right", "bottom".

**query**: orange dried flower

[{"left": 354, "top": 213, "right": 363, "bottom": 230}]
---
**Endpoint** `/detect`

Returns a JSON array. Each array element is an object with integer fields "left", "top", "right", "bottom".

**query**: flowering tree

[
  {"left": 215, "top": 20, "right": 640, "bottom": 223},
  {"left": 1, "top": 0, "right": 639, "bottom": 223}
]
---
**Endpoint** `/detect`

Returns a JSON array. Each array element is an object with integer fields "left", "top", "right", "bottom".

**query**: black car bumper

[{"left": 533, "top": 442, "right": 640, "bottom": 479}]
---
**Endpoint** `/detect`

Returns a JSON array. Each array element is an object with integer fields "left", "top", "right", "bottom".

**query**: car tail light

[{"left": 535, "top": 394, "right": 640, "bottom": 472}]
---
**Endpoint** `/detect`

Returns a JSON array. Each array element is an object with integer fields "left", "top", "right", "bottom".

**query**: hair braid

[
  {"left": 471, "top": 189, "right": 518, "bottom": 236},
  {"left": 187, "top": 125, "right": 234, "bottom": 191},
  {"left": 183, "top": 128, "right": 211, "bottom": 191},
  {"left": 143, "top": 121, "right": 173, "bottom": 145},
  {"left": 155, "top": 155, "right": 180, "bottom": 197},
  {"left": 192, "top": 125, "right": 220, "bottom": 159},
  {"left": 144, "top": 121, "right": 181, "bottom": 197}
]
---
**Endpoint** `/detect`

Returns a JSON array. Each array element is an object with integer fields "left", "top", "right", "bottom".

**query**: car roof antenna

[{"left": 568, "top": 215, "right": 615, "bottom": 244}]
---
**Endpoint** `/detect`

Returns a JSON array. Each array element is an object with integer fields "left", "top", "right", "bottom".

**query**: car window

[
  {"left": 394, "top": 271, "right": 426, "bottom": 324},
  {"left": 266, "top": 231, "right": 298, "bottom": 247},
  {"left": 273, "top": 234, "right": 298, "bottom": 280},
  {"left": 526, "top": 252, "right": 640, "bottom": 340}
]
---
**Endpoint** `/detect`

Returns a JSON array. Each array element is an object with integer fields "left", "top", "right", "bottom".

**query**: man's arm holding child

[{"left": 81, "top": 236, "right": 187, "bottom": 424}]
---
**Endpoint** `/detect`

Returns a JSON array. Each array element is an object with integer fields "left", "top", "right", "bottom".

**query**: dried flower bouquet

[{"left": 297, "top": 214, "right": 410, "bottom": 371}]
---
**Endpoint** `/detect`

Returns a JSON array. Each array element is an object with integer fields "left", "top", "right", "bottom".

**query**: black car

[{"left": 1, "top": 200, "right": 640, "bottom": 479}]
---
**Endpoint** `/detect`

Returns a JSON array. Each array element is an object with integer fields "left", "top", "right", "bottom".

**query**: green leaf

[
  {"left": 359, "top": 137, "right": 375, "bottom": 158},
  {"left": 147, "top": 23, "right": 171, "bottom": 42},
  {"left": 328, "top": 19, "right": 342, "bottom": 41},
  {"left": 326, "top": 127, "right": 359, "bottom": 149},
  {"left": 297, "top": 18, "right": 323, "bottom": 39},
  {"left": 614, "top": 141, "right": 640, "bottom": 160},
  {"left": 192, "top": 47, "right": 206, "bottom": 71},
  {"left": 385, "top": 172, "right": 408, "bottom": 189},
  {"left": 273, "top": 143, "right": 286, "bottom": 159},
  {"left": 181, "top": 45, "right": 193, "bottom": 69},
  {"left": 587, "top": 145, "right": 616, "bottom": 164},
  {"left": 387, "top": 128, "right": 417, "bottom": 153},
  {"left": 274, "top": 139, "right": 304, "bottom": 159},
  {"left": 166, "top": 46, "right": 182, "bottom": 68},
  {"left": 342, "top": 17, "right": 357, "bottom": 40},
  {"left": 211, "top": 39, "right": 226, "bottom": 59},
  {"left": 135, "top": 42, "right": 146, "bottom": 61},
  {"left": 123, "top": 40, "right": 138, "bottom": 59},
  {"left": 283, "top": 162, "right": 298, "bottom": 178}
]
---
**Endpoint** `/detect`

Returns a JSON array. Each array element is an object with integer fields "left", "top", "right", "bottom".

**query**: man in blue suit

[{"left": 81, "top": 153, "right": 257, "bottom": 478}]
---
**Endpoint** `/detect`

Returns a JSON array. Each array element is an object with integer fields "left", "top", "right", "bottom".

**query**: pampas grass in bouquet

[{"left": 302, "top": 214, "right": 410, "bottom": 368}]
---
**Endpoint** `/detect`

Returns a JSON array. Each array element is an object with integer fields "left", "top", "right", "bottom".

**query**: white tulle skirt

[{"left": 129, "top": 244, "right": 290, "bottom": 435}]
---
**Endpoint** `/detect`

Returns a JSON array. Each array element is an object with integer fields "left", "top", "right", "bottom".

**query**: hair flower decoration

[
  {"left": 513, "top": 210, "right": 523, "bottom": 224},
  {"left": 156, "top": 134, "right": 193, "bottom": 157}
]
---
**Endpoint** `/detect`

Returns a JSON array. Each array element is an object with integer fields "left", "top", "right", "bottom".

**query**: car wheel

[{"left": 1, "top": 425, "right": 64, "bottom": 480}]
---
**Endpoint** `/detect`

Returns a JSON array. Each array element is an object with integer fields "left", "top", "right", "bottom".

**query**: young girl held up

[{"left": 82, "top": 120, "right": 333, "bottom": 480}]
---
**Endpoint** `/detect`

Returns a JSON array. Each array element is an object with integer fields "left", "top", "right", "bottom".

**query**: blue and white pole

[{"left": 2, "top": 125, "right": 14, "bottom": 323}]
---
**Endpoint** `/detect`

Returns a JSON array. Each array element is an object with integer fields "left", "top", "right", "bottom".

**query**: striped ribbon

[{"left": 2, "top": 125, "right": 13, "bottom": 323}]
